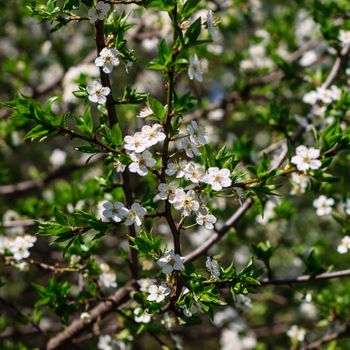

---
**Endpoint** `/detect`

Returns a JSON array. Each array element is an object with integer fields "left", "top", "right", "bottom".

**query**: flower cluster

[
  {"left": 102, "top": 201, "right": 147, "bottom": 226},
  {"left": 303, "top": 85, "right": 341, "bottom": 105},
  {"left": 0, "top": 233, "right": 36, "bottom": 262}
]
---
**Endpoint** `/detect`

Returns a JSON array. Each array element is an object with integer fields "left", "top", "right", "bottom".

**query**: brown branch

[
  {"left": 46, "top": 281, "right": 134, "bottom": 350},
  {"left": 0, "top": 154, "right": 103, "bottom": 196}
]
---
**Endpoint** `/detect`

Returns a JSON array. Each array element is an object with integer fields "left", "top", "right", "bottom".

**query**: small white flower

[
  {"left": 206, "top": 256, "right": 220, "bottom": 279},
  {"left": 113, "top": 158, "right": 126, "bottom": 173},
  {"left": 86, "top": 80, "right": 110, "bottom": 104},
  {"left": 287, "top": 325, "right": 306, "bottom": 343},
  {"left": 137, "top": 105, "right": 154, "bottom": 118},
  {"left": 313, "top": 195, "right": 334, "bottom": 216},
  {"left": 147, "top": 283, "right": 171, "bottom": 303},
  {"left": 49, "top": 149, "right": 67, "bottom": 168},
  {"left": 339, "top": 30, "right": 350, "bottom": 46},
  {"left": 290, "top": 172, "right": 309, "bottom": 195},
  {"left": 165, "top": 159, "right": 188, "bottom": 178},
  {"left": 99, "top": 263, "right": 110, "bottom": 272},
  {"left": 138, "top": 278, "right": 155, "bottom": 292},
  {"left": 196, "top": 207, "right": 217, "bottom": 230},
  {"left": 80, "top": 312, "right": 92, "bottom": 324},
  {"left": 17, "top": 261, "right": 29, "bottom": 271},
  {"left": 173, "top": 189, "right": 200, "bottom": 216},
  {"left": 344, "top": 199, "right": 350, "bottom": 216},
  {"left": 128, "top": 150, "right": 156, "bottom": 176},
  {"left": 158, "top": 181, "right": 179, "bottom": 203},
  {"left": 124, "top": 203, "right": 147, "bottom": 226},
  {"left": 203, "top": 167, "right": 232, "bottom": 191},
  {"left": 124, "top": 132, "right": 147, "bottom": 153},
  {"left": 141, "top": 123, "right": 166, "bottom": 147},
  {"left": 134, "top": 308, "right": 151, "bottom": 323},
  {"left": 291, "top": 145, "right": 321, "bottom": 172},
  {"left": 337, "top": 236, "right": 350, "bottom": 254},
  {"left": 188, "top": 54, "right": 207, "bottom": 82},
  {"left": 102, "top": 201, "right": 127, "bottom": 223},
  {"left": 99, "top": 270, "right": 117, "bottom": 289},
  {"left": 206, "top": 10, "right": 216, "bottom": 38},
  {"left": 183, "top": 162, "right": 205, "bottom": 183},
  {"left": 181, "top": 137, "right": 201, "bottom": 158},
  {"left": 187, "top": 121, "right": 207, "bottom": 146},
  {"left": 97, "top": 334, "right": 116, "bottom": 350},
  {"left": 88, "top": 2, "right": 110, "bottom": 24},
  {"left": 157, "top": 249, "right": 184, "bottom": 274},
  {"left": 8, "top": 235, "right": 36, "bottom": 261},
  {"left": 95, "top": 47, "right": 120, "bottom": 74}
]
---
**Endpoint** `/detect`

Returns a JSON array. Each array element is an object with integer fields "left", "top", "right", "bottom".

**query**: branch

[
  {"left": 0, "top": 154, "right": 103, "bottom": 196},
  {"left": 46, "top": 281, "right": 134, "bottom": 350}
]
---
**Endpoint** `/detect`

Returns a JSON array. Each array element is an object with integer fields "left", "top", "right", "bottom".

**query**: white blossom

[
  {"left": 86, "top": 80, "right": 110, "bottom": 104},
  {"left": 157, "top": 249, "right": 184, "bottom": 274},
  {"left": 138, "top": 278, "right": 155, "bottom": 292},
  {"left": 128, "top": 150, "right": 156, "bottom": 176},
  {"left": 206, "top": 10, "right": 216, "bottom": 38},
  {"left": 188, "top": 54, "right": 207, "bottom": 82},
  {"left": 49, "top": 149, "right": 67, "bottom": 168},
  {"left": 97, "top": 334, "right": 117, "bottom": 350},
  {"left": 134, "top": 307, "right": 151, "bottom": 323},
  {"left": 287, "top": 325, "right": 306, "bottom": 343},
  {"left": 173, "top": 189, "right": 200, "bottom": 216},
  {"left": 124, "top": 203, "right": 147, "bottom": 226},
  {"left": 291, "top": 145, "right": 321, "bottom": 172},
  {"left": 337, "top": 236, "right": 350, "bottom": 254},
  {"left": 313, "top": 195, "right": 334, "bottom": 216},
  {"left": 80, "top": 312, "right": 92, "bottom": 324},
  {"left": 8, "top": 235, "right": 36, "bottom": 261},
  {"left": 124, "top": 132, "right": 147, "bottom": 153},
  {"left": 99, "top": 270, "right": 117, "bottom": 289},
  {"left": 203, "top": 167, "right": 232, "bottom": 191},
  {"left": 114, "top": 158, "right": 126, "bottom": 173},
  {"left": 137, "top": 105, "right": 154, "bottom": 118},
  {"left": 206, "top": 256, "right": 220, "bottom": 279},
  {"left": 95, "top": 47, "right": 120, "bottom": 74},
  {"left": 88, "top": 2, "right": 110, "bottom": 24},
  {"left": 183, "top": 162, "right": 205, "bottom": 183},
  {"left": 102, "top": 201, "right": 127, "bottom": 223},
  {"left": 290, "top": 172, "right": 309, "bottom": 195},
  {"left": 157, "top": 181, "right": 179, "bottom": 203},
  {"left": 187, "top": 121, "right": 207, "bottom": 146},
  {"left": 166, "top": 159, "right": 188, "bottom": 178},
  {"left": 339, "top": 30, "right": 350, "bottom": 46},
  {"left": 181, "top": 137, "right": 201, "bottom": 158},
  {"left": 141, "top": 123, "right": 166, "bottom": 147},
  {"left": 147, "top": 283, "right": 171, "bottom": 303},
  {"left": 196, "top": 208, "right": 217, "bottom": 230}
]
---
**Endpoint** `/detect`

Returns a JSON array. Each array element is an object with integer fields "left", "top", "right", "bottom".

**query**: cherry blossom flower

[
  {"left": 165, "top": 159, "right": 188, "bottom": 177},
  {"left": 49, "top": 149, "right": 66, "bottom": 168},
  {"left": 128, "top": 150, "right": 156, "bottom": 176},
  {"left": 183, "top": 162, "right": 205, "bottom": 183},
  {"left": 124, "top": 132, "right": 147, "bottom": 153},
  {"left": 147, "top": 283, "right": 171, "bottom": 303},
  {"left": 97, "top": 334, "right": 117, "bottom": 350},
  {"left": 86, "top": 80, "right": 110, "bottom": 104},
  {"left": 137, "top": 105, "right": 154, "bottom": 118},
  {"left": 313, "top": 195, "right": 334, "bottom": 216},
  {"left": 102, "top": 201, "right": 127, "bottom": 223},
  {"left": 290, "top": 173, "right": 309, "bottom": 195},
  {"left": 206, "top": 10, "right": 216, "bottom": 38},
  {"left": 203, "top": 167, "right": 232, "bottom": 191},
  {"left": 196, "top": 208, "right": 217, "bottom": 230},
  {"left": 134, "top": 308, "right": 151, "bottom": 323},
  {"left": 206, "top": 256, "right": 220, "bottom": 279},
  {"left": 99, "top": 270, "right": 117, "bottom": 288},
  {"left": 188, "top": 54, "right": 207, "bottom": 82},
  {"left": 8, "top": 235, "right": 36, "bottom": 261},
  {"left": 339, "top": 30, "right": 350, "bottom": 46},
  {"left": 291, "top": 145, "right": 321, "bottom": 172},
  {"left": 138, "top": 278, "right": 155, "bottom": 292},
  {"left": 113, "top": 158, "right": 126, "bottom": 173},
  {"left": 157, "top": 249, "right": 184, "bottom": 274},
  {"left": 187, "top": 121, "right": 207, "bottom": 146},
  {"left": 337, "top": 236, "right": 350, "bottom": 254},
  {"left": 80, "top": 312, "right": 92, "bottom": 324},
  {"left": 181, "top": 137, "right": 201, "bottom": 158},
  {"left": 124, "top": 203, "right": 147, "bottom": 226},
  {"left": 88, "top": 2, "right": 110, "bottom": 24},
  {"left": 95, "top": 47, "right": 120, "bottom": 74},
  {"left": 173, "top": 189, "right": 200, "bottom": 216},
  {"left": 157, "top": 182, "right": 179, "bottom": 203},
  {"left": 287, "top": 325, "right": 306, "bottom": 342},
  {"left": 141, "top": 123, "right": 166, "bottom": 147}
]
